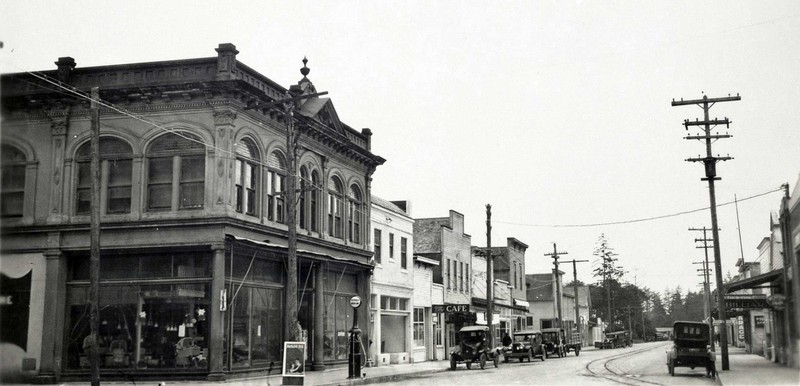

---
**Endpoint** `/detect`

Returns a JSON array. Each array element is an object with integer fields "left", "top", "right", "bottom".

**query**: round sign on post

[{"left": 350, "top": 295, "right": 362, "bottom": 309}]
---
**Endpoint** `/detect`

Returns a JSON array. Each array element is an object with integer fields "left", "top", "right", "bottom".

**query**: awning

[
  {"left": 725, "top": 269, "right": 783, "bottom": 294},
  {"left": 226, "top": 234, "right": 373, "bottom": 269},
  {"left": 514, "top": 299, "right": 530, "bottom": 308}
]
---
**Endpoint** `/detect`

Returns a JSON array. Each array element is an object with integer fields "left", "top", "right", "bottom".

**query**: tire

[
  {"left": 575, "top": 347, "right": 581, "bottom": 357},
  {"left": 450, "top": 356, "right": 456, "bottom": 371},
  {"left": 528, "top": 350, "right": 534, "bottom": 362},
  {"left": 479, "top": 353, "right": 487, "bottom": 369},
  {"left": 466, "top": 362, "right": 472, "bottom": 370},
  {"left": 518, "top": 357, "right": 523, "bottom": 363},
  {"left": 504, "top": 355, "right": 509, "bottom": 363},
  {"left": 541, "top": 348, "right": 546, "bottom": 362},
  {"left": 493, "top": 353, "right": 499, "bottom": 368},
  {"left": 669, "top": 360, "right": 675, "bottom": 376}
]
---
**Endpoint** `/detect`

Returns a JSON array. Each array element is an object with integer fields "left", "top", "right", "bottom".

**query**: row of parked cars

[{"left": 449, "top": 323, "right": 583, "bottom": 371}]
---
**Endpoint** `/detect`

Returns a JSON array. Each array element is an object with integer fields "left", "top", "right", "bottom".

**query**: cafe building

[{"left": 0, "top": 44, "right": 384, "bottom": 383}]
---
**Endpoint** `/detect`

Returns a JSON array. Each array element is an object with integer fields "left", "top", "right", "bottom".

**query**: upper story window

[
  {"left": 75, "top": 137, "right": 133, "bottom": 215},
  {"left": 348, "top": 184, "right": 363, "bottom": 244},
  {"left": 400, "top": 237, "right": 408, "bottom": 270},
  {"left": 1, "top": 144, "right": 26, "bottom": 218},
  {"left": 310, "top": 170, "right": 320, "bottom": 232},
  {"left": 146, "top": 132, "right": 205, "bottom": 211},
  {"left": 389, "top": 233, "right": 395, "bottom": 259},
  {"left": 235, "top": 139, "right": 259, "bottom": 216},
  {"left": 374, "top": 228, "right": 382, "bottom": 264},
  {"left": 299, "top": 166, "right": 308, "bottom": 229},
  {"left": 266, "top": 151, "right": 286, "bottom": 223},
  {"left": 328, "top": 176, "right": 343, "bottom": 238}
]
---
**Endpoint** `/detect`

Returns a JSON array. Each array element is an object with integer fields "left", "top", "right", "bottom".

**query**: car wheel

[
  {"left": 450, "top": 356, "right": 456, "bottom": 371},
  {"left": 541, "top": 348, "right": 546, "bottom": 361},
  {"left": 466, "top": 362, "right": 472, "bottom": 370},
  {"left": 528, "top": 350, "right": 533, "bottom": 362},
  {"left": 504, "top": 354, "right": 509, "bottom": 363},
  {"left": 479, "top": 353, "right": 487, "bottom": 369},
  {"left": 575, "top": 347, "right": 581, "bottom": 357},
  {"left": 669, "top": 360, "right": 675, "bottom": 376},
  {"left": 493, "top": 353, "right": 499, "bottom": 368}
]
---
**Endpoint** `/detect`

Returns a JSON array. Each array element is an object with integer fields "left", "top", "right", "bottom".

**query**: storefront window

[
  {"left": 66, "top": 283, "right": 210, "bottom": 371},
  {"left": 323, "top": 269, "right": 357, "bottom": 361}
]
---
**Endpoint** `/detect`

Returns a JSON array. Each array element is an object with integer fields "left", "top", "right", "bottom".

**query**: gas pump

[{"left": 348, "top": 295, "right": 362, "bottom": 379}]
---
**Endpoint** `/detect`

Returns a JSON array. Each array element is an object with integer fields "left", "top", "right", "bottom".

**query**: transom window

[
  {"left": 75, "top": 137, "right": 133, "bottom": 215},
  {"left": 146, "top": 132, "right": 205, "bottom": 211},
  {"left": 1, "top": 144, "right": 26, "bottom": 218}
]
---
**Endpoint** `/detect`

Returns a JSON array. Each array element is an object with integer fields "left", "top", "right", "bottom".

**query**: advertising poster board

[{"left": 282, "top": 341, "right": 305, "bottom": 385}]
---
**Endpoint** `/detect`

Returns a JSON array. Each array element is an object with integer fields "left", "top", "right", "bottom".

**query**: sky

[{"left": 2, "top": 0, "right": 799, "bottom": 297}]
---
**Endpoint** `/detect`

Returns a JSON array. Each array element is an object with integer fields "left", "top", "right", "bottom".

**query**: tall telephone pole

[
  {"left": 247, "top": 60, "right": 328, "bottom": 342},
  {"left": 486, "top": 204, "right": 494, "bottom": 347},
  {"left": 89, "top": 87, "right": 101, "bottom": 386},
  {"left": 691, "top": 226, "right": 717, "bottom": 351},
  {"left": 673, "top": 93, "right": 740, "bottom": 370},
  {"left": 544, "top": 244, "right": 568, "bottom": 324},
  {"left": 565, "top": 259, "right": 589, "bottom": 336}
]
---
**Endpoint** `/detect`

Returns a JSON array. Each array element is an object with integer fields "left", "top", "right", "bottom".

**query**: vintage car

[
  {"left": 595, "top": 330, "right": 632, "bottom": 349},
  {"left": 449, "top": 326, "right": 500, "bottom": 370},
  {"left": 666, "top": 321, "right": 715, "bottom": 378},
  {"left": 541, "top": 328, "right": 566, "bottom": 358},
  {"left": 502, "top": 330, "right": 546, "bottom": 363}
]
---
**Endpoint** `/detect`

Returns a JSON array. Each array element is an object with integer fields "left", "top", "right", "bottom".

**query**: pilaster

[
  {"left": 212, "top": 109, "right": 237, "bottom": 213},
  {"left": 207, "top": 243, "right": 227, "bottom": 381},
  {"left": 46, "top": 117, "right": 69, "bottom": 224},
  {"left": 35, "top": 246, "right": 65, "bottom": 384}
]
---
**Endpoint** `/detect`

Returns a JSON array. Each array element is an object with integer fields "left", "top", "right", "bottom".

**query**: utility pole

[
  {"left": 247, "top": 60, "right": 328, "bottom": 342},
  {"left": 89, "top": 87, "right": 101, "bottom": 386},
  {"left": 486, "top": 204, "right": 494, "bottom": 347},
  {"left": 691, "top": 225, "right": 717, "bottom": 351},
  {"left": 673, "top": 93, "right": 740, "bottom": 370},
  {"left": 565, "top": 259, "right": 589, "bottom": 335},
  {"left": 544, "top": 244, "right": 568, "bottom": 325}
]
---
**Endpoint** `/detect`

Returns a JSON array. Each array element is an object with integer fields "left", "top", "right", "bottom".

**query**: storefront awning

[
  {"left": 226, "top": 234, "right": 374, "bottom": 269},
  {"left": 513, "top": 299, "right": 530, "bottom": 308},
  {"left": 725, "top": 269, "right": 783, "bottom": 294}
]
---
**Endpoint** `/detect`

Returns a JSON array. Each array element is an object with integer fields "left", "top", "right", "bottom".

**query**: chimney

[
  {"left": 55, "top": 57, "right": 76, "bottom": 83},
  {"left": 361, "top": 128, "right": 372, "bottom": 151}
]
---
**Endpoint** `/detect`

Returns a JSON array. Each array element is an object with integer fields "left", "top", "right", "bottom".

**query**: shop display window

[
  {"left": 227, "top": 286, "right": 283, "bottom": 368},
  {"left": 66, "top": 283, "right": 210, "bottom": 371}
]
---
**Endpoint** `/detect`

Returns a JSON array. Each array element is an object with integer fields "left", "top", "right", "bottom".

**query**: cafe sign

[{"left": 432, "top": 304, "right": 471, "bottom": 314}]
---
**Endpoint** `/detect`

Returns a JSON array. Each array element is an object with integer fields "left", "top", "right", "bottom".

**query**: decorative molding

[{"left": 213, "top": 110, "right": 237, "bottom": 126}]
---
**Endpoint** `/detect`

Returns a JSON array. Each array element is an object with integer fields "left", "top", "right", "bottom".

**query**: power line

[{"left": 494, "top": 187, "right": 783, "bottom": 228}]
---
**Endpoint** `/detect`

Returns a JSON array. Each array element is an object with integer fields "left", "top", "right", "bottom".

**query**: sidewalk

[{"left": 716, "top": 346, "right": 799, "bottom": 386}]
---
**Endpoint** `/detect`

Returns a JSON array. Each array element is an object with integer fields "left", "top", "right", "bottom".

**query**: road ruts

[{"left": 585, "top": 345, "right": 665, "bottom": 386}]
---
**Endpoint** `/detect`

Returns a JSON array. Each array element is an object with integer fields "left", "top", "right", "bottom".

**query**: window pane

[
  {"left": 231, "top": 288, "right": 251, "bottom": 367},
  {"left": 181, "top": 156, "right": 205, "bottom": 182},
  {"left": 149, "top": 157, "right": 173, "bottom": 183},
  {"left": 180, "top": 182, "right": 204, "bottom": 209},
  {"left": 108, "top": 160, "right": 132, "bottom": 186},
  {"left": 107, "top": 187, "right": 131, "bottom": 213},
  {"left": 148, "top": 185, "right": 172, "bottom": 210}
]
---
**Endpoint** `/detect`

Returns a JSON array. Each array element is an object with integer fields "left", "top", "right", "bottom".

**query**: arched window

[
  {"left": 310, "top": 170, "right": 319, "bottom": 232},
  {"left": 299, "top": 166, "right": 308, "bottom": 229},
  {"left": 75, "top": 137, "right": 133, "bottom": 214},
  {"left": 266, "top": 151, "right": 286, "bottom": 223},
  {"left": 348, "top": 184, "right": 363, "bottom": 244},
  {"left": 146, "top": 132, "right": 205, "bottom": 211},
  {"left": 328, "top": 176, "right": 343, "bottom": 238},
  {"left": 1, "top": 144, "right": 26, "bottom": 218},
  {"left": 235, "top": 139, "right": 259, "bottom": 216}
]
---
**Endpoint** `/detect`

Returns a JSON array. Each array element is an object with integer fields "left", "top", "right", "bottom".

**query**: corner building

[{"left": 0, "top": 44, "right": 384, "bottom": 383}]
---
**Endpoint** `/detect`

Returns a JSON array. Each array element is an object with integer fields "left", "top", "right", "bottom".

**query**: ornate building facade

[{"left": 0, "top": 44, "right": 384, "bottom": 383}]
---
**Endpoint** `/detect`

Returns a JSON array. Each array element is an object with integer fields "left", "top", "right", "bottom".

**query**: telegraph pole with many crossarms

[{"left": 673, "top": 93, "right": 740, "bottom": 370}]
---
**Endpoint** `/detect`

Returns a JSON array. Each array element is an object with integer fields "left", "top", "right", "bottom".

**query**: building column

[
  {"left": 207, "top": 244, "right": 226, "bottom": 381},
  {"left": 312, "top": 262, "right": 325, "bottom": 370},
  {"left": 35, "top": 248, "right": 66, "bottom": 384}
]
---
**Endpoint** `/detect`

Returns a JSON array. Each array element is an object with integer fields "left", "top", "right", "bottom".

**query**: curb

[{"left": 314, "top": 367, "right": 451, "bottom": 386}]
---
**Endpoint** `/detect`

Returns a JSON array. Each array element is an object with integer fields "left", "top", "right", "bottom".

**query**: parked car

[
  {"left": 502, "top": 330, "right": 546, "bottom": 363},
  {"left": 666, "top": 321, "right": 715, "bottom": 378},
  {"left": 595, "top": 330, "right": 631, "bottom": 349},
  {"left": 450, "top": 326, "right": 500, "bottom": 370},
  {"left": 541, "top": 328, "right": 566, "bottom": 358}
]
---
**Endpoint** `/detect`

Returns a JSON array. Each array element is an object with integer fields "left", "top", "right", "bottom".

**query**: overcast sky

[{"left": 2, "top": 0, "right": 799, "bottom": 296}]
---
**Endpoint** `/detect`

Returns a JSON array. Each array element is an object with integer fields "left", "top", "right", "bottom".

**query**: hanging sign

[
  {"left": 432, "top": 304, "right": 471, "bottom": 314},
  {"left": 349, "top": 295, "right": 362, "bottom": 309}
]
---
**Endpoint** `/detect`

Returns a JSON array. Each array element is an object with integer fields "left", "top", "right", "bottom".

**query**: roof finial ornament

[{"left": 300, "top": 56, "right": 310, "bottom": 78}]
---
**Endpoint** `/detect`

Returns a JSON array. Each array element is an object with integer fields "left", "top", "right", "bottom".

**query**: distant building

[{"left": 414, "top": 210, "right": 471, "bottom": 358}]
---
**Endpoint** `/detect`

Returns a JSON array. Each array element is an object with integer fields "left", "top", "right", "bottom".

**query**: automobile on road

[
  {"left": 502, "top": 330, "right": 546, "bottom": 363},
  {"left": 449, "top": 325, "right": 500, "bottom": 370},
  {"left": 666, "top": 321, "right": 716, "bottom": 378}
]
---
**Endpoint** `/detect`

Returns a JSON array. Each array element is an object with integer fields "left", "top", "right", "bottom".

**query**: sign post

[
  {"left": 348, "top": 295, "right": 362, "bottom": 379},
  {"left": 282, "top": 341, "right": 305, "bottom": 385}
]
